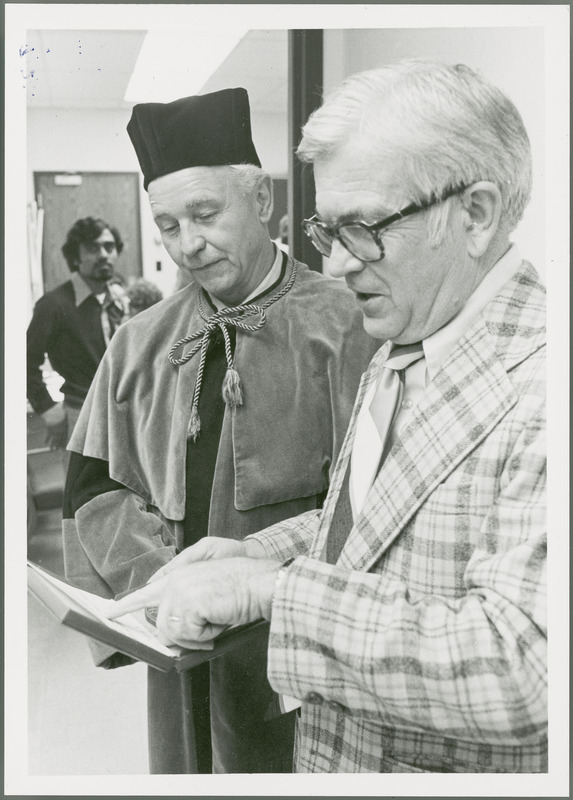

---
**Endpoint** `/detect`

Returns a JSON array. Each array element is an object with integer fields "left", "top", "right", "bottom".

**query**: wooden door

[{"left": 34, "top": 172, "right": 143, "bottom": 293}]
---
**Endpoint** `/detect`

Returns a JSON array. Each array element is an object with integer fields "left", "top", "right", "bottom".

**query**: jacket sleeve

[
  {"left": 266, "top": 405, "right": 546, "bottom": 747},
  {"left": 26, "top": 296, "right": 57, "bottom": 414},
  {"left": 245, "top": 508, "right": 322, "bottom": 562},
  {"left": 62, "top": 451, "right": 178, "bottom": 598}
]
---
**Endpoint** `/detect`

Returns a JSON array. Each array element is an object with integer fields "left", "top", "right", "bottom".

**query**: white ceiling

[
  {"left": 201, "top": 30, "right": 287, "bottom": 114},
  {"left": 25, "top": 30, "right": 146, "bottom": 109},
  {"left": 25, "top": 29, "right": 287, "bottom": 114}
]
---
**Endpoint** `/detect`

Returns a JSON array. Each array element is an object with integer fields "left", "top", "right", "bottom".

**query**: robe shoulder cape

[{"left": 69, "top": 257, "right": 377, "bottom": 523}]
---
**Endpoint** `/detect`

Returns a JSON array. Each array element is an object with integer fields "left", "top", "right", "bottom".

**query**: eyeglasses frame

[{"left": 302, "top": 184, "right": 467, "bottom": 262}]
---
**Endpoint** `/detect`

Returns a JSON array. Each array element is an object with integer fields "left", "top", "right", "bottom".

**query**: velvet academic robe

[{"left": 62, "top": 255, "right": 378, "bottom": 773}]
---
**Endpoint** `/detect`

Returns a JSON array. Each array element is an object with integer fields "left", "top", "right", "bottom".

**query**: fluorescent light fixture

[{"left": 125, "top": 28, "right": 248, "bottom": 103}]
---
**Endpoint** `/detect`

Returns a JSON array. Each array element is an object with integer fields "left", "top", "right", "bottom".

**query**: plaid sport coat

[{"left": 251, "top": 262, "right": 547, "bottom": 772}]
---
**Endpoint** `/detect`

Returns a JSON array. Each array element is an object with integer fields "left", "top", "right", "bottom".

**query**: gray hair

[
  {"left": 297, "top": 60, "right": 532, "bottom": 233},
  {"left": 228, "top": 164, "right": 266, "bottom": 197}
]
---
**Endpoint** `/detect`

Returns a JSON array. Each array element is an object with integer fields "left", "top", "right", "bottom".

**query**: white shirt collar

[
  {"left": 423, "top": 244, "right": 522, "bottom": 381},
  {"left": 70, "top": 271, "right": 94, "bottom": 307},
  {"left": 70, "top": 272, "right": 126, "bottom": 309},
  {"left": 211, "top": 245, "right": 283, "bottom": 311}
]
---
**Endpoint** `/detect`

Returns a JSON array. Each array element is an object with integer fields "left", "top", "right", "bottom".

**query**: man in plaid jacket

[{"left": 110, "top": 61, "right": 547, "bottom": 773}]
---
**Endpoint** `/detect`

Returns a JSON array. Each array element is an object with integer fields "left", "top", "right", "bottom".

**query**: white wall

[
  {"left": 323, "top": 27, "right": 545, "bottom": 273},
  {"left": 251, "top": 112, "right": 288, "bottom": 178},
  {"left": 27, "top": 105, "right": 288, "bottom": 302}
]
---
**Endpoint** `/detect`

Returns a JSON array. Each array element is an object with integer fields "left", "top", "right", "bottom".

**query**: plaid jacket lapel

[{"left": 343, "top": 317, "right": 518, "bottom": 571}]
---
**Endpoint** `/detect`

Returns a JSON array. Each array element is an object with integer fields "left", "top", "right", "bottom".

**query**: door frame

[{"left": 288, "top": 30, "right": 324, "bottom": 272}]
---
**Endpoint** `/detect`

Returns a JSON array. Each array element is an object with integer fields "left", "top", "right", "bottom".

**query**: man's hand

[
  {"left": 147, "top": 536, "right": 267, "bottom": 584},
  {"left": 41, "top": 403, "right": 67, "bottom": 450},
  {"left": 105, "top": 557, "right": 281, "bottom": 648}
]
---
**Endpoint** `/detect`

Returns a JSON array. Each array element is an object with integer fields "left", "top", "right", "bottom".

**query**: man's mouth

[{"left": 191, "top": 258, "right": 224, "bottom": 271}]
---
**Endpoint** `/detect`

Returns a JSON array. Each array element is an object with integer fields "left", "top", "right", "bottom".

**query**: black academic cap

[{"left": 127, "top": 87, "right": 262, "bottom": 190}]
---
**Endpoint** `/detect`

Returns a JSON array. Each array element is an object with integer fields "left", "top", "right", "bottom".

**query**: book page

[{"left": 28, "top": 563, "right": 213, "bottom": 657}]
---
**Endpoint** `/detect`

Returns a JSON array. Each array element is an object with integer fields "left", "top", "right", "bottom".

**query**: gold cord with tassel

[{"left": 168, "top": 262, "right": 298, "bottom": 441}]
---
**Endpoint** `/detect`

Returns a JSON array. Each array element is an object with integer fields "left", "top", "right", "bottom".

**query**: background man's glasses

[{"left": 302, "top": 185, "right": 465, "bottom": 262}]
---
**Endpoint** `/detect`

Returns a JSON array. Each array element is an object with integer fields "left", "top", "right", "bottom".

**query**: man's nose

[
  {"left": 97, "top": 244, "right": 112, "bottom": 258},
  {"left": 327, "top": 239, "right": 365, "bottom": 278},
  {"left": 180, "top": 224, "right": 206, "bottom": 257}
]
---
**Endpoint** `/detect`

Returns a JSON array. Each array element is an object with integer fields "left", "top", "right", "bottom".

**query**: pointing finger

[{"left": 103, "top": 577, "right": 166, "bottom": 619}]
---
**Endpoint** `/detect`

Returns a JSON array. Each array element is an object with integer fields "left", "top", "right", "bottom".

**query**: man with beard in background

[{"left": 27, "top": 216, "right": 128, "bottom": 448}]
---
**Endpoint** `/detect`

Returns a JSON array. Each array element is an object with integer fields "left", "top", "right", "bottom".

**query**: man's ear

[
  {"left": 460, "top": 181, "right": 503, "bottom": 258},
  {"left": 256, "top": 174, "right": 274, "bottom": 224}
]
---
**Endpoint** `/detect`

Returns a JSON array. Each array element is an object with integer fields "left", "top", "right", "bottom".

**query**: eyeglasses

[{"left": 302, "top": 185, "right": 465, "bottom": 262}]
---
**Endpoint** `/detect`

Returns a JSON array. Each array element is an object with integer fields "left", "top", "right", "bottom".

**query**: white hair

[
  {"left": 228, "top": 164, "right": 266, "bottom": 196},
  {"left": 297, "top": 60, "right": 532, "bottom": 234}
]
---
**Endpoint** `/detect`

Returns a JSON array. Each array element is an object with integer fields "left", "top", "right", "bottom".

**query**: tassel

[
  {"left": 187, "top": 404, "right": 201, "bottom": 441},
  {"left": 222, "top": 367, "right": 243, "bottom": 407}
]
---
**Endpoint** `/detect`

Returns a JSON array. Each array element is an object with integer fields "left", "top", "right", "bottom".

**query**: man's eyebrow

[
  {"left": 184, "top": 197, "right": 220, "bottom": 213},
  {"left": 151, "top": 197, "right": 221, "bottom": 221},
  {"left": 151, "top": 210, "right": 171, "bottom": 222},
  {"left": 317, "top": 207, "right": 391, "bottom": 226}
]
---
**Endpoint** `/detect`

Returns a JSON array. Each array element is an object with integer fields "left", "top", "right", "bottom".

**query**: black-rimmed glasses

[{"left": 302, "top": 185, "right": 465, "bottom": 262}]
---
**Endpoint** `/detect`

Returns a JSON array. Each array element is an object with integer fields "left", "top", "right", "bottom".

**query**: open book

[{"left": 27, "top": 561, "right": 269, "bottom": 672}]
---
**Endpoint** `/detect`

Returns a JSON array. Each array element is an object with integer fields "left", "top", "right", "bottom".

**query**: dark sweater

[{"left": 27, "top": 279, "right": 107, "bottom": 414}]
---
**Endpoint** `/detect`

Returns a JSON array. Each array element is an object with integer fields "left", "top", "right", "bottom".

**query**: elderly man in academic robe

[{"left": 62, "top": 88, "right": 376, "bottom": 774}]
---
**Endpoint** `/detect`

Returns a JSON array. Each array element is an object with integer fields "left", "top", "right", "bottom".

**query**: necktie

[
  {"left": 105, "top": 297, "right": 124, "bottom": 338},
  {"left": 350, "top": 342, "right": 425, "bottom": 516},
  {"left": 324, "top": 342, "right": 425, "bottom": 564}
]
